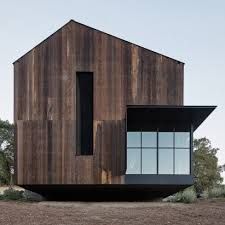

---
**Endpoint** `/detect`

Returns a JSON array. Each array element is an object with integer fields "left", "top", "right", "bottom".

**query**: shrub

[
  {"left": 162, "top": 195, "right": 177, "bottom": 202},
  {"left": 163, "top": 192, "right": 182, "bottom": 203},
  {"left": 181, "top": 187, "right": 197, "bottom": 203},
  {"left": 0, "top": 188, "right": 44, "bottom": 202},
  {"left": 163, "top": 187, "right": 197, "bottom": 203},
  {"left": 3, "top": 188, "right": 24, "bottom": 200},
  {"left": 169, "top": 192, "right": 183, "bottom": 203},
  {"left": 23, "top": 190, "right": 44, "bottom": 202},
  {"left": 208, "top": 186, "right": 225, "bottom": 198}
]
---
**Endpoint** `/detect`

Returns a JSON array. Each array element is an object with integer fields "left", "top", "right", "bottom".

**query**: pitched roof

[{"left": 13, "top": 19, "right": 184, "bottom": 64}]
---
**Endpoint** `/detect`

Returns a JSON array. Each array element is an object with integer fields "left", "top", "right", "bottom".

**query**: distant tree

[
  {"left": 0, "top": 119, "right": 14, "bottom": 184},
  {"left": 0, "top": 151, "right": 10, "bottom": 184},
  {"left": 193, "top": 138, "right": 223, "bottom": 193}
]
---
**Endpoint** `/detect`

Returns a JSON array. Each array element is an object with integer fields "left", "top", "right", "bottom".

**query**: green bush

[
  {"left": 208, "top": 186, "right": 225, "bottom": 198},
  {"left": 170, "top": 192, "right": 183, "bottom": 203},
  {"left": 0, "top": 188, "right": 44, "bottom": 201},
  {"left": 164, "top": 187, "right": 197, "bottom": 203},
  {"left": 182, "top": 187, "right": 197, "bottom": 203},
  {"left": 163, "top": 193, "right": 182, "bottom": 203},
  {"left": 3, "top": 188, "right": 24, "bottom": 200}
]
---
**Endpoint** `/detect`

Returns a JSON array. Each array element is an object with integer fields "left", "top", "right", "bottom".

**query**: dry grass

[{"left": 0, "top": 185, "right": 24, "bottom": 194}]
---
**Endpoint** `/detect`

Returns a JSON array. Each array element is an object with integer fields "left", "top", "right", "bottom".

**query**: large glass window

[
  {"left": 126, "top": 132, "right": 157, "bottom": 174},
  {"left": 158, "top": 132, "right": 174, "bottom": 174},
  {"left": 127, "top": 132, "right": 141, "bottom": 147},
  {"left": 158, "top": 148, "right": 173, "bottom": 174},
  {"left": 175, "top": 132, "right": 190, "bottom": 148},
  {"left": 126, "top": 131, "right": 191, "bottom": 175},
  {"left": 126, "top": 148, "right": 141, "bottom": 174},
  {"left": 174, "top": 132, "right": 190, "bottom": 174},
  {"left": 142, "top": 132, "right": 157, "bottom": 147},
  {"left": 175, "top": 149, "right": 190, "bottom": 174},
  {"left": 142, "top": 132, "right": 157, "bottom": 174},
  {"left": 142, "top": 148, "right": 157, "bottom": 174},
  {"left": 158, "top": 132, "right": 173, "bottom": 148}
]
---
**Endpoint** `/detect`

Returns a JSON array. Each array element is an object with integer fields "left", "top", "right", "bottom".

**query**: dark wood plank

[{"left": 14, "top": 20, "right": 184, "bottom": 185}]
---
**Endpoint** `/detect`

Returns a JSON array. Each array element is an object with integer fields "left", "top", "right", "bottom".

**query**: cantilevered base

[{"left": 21, "top": 184, "right": 191, "bottom": 201}]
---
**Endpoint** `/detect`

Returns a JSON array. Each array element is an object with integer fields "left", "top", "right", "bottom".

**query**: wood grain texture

[{"left": 14, "top": 20, "right": 184, "bottom": 185}]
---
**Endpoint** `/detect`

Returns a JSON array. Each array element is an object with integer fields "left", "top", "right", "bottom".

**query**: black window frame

[{"left": 126, "top": 130, "right": 192, "bottom": 175}]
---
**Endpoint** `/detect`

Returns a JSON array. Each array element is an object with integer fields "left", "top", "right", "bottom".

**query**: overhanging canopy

[{"left": 127, "top": 105, "right": 216, "bottom": 131}]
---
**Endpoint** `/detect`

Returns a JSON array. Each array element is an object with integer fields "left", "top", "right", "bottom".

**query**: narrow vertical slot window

[{"left": 76, "top": 72, "right": 93, "bottom": 155}]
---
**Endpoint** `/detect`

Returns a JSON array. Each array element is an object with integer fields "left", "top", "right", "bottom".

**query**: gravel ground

[{"left": 0, "top": 199, "right": 225, "bottom": 225}]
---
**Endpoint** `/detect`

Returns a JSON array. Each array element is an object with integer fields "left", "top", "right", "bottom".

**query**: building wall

[{"left": 14, "top": 21, "right": 184, "bottom": 185}]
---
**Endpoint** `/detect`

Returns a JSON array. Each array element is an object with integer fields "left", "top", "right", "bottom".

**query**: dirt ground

[{"left": 0, "top": 199, "right": 225, "bottom": 225}]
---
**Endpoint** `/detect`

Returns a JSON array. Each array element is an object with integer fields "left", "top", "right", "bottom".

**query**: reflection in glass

[
  {"left": 142, "top": 149, "right": 157, "bottom": 174},
  {"left": 175, "top": 149, "right": 190, "bottom": 174},
  {"left": 175, "top": 132, "right": 190, "bottom": 148},
  {"left": 159, "top": 148, "right": 173, "bottom": 174},
  {"left": 158, "top": 132, "right": 173, "bottom": 148},
  {"left": 126, "top": 148, "right": 141, "bottom": 174},
  {"left": 142, "top": 132, "right": 157, "bottom": 147},
  {"left": 127, "top": 132, "right": 141, "bottom": 147},
  {"left": 126, "top": 131, "right": 191, "bottom": 175}
]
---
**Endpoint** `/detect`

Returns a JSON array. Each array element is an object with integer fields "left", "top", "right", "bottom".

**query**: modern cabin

[{"left": 14, "top": 20, "right": 216, "bottom": 199}]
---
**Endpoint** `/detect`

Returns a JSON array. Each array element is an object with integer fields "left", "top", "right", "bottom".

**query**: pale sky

[{"left": 0, "top": 1, "right": 225, "bottom": 177}]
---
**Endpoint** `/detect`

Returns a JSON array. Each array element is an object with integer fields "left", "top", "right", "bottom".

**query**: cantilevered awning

[{"left": 127, "top": 105, "right": 216, "bottom": 131}]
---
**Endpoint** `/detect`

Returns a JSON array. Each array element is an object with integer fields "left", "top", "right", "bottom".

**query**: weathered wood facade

[{"left": 14, "top": 20, "right": 184, "bottom": 186}]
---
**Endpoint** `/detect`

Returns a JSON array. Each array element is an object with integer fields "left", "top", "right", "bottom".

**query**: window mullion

[
  {"left": 140, "top": 131, "right": 142, "bottom": 174},
  {"left": 157, "top": 129, "right": 159, "bottom": 175},
  {"left": 173, "top": 129, "right": 175, "bottom": 175}
]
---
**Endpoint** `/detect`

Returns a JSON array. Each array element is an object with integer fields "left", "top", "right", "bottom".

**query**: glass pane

[
  {"left": 158, "top": 132, "right": 173, "bottom": 147},
  {"left": 175, "top": 149, "right": 190, "bottom": 174},
  {"left": 142, "top": 148, "right": 157, "bottom": 174},
  {"left": 126, "top": 148, "right": 141, "bottom": 174},
  {"left": 158, "top": 148, "right": 173, "bottom": 174},
  {"left": 127, "top": 132, "right": 141, "bottom": 147},
  {"left": 175, "top": 132, "right": 190, "bottom": 148},
  {"left": 142, "top": 132, "right": 157, "bottom": 147}
]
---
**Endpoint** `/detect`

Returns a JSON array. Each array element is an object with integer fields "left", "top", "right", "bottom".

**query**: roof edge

[
  {"left": 13, "top": 19, "right": 185, "bottom": 64},
  {"left": 13, "top": 20, "right": 73, "bottom": 64},
  {"left": 126, "top": 105, "right": 217, "bottom": 131},
  {"left": 127, "top": 105, "right": 217, "bottom": 109}
]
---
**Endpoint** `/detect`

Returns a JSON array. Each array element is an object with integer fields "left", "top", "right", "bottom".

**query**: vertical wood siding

[{"left": 14, "top": 21, "right": 184, "bottom": 185}]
